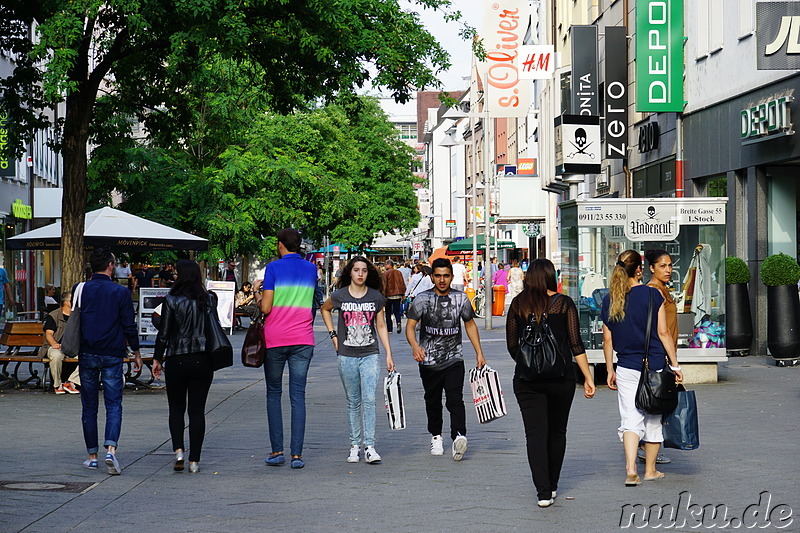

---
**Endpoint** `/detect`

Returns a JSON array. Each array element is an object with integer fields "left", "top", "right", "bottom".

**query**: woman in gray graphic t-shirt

[{"left": 321, "top": 256, "right": 394, "bottom": 465}]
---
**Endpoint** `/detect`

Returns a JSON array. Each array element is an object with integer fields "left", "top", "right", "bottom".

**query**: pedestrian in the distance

[
  {"left": 153, "top": 260, "right": 218, "bottom": 473},
  {"left": 382, "top": 259, "right": 406, "bottom": 334},
  {"left": 405, "top": 258, "right": 486, "bottom": 461},
  {"left": 76, "top": 248, "right": 142, "bottom": 475},
  {"left": 320, "top": 256, "right": 394, "bottom": 464},
  {"left": 505, "top": 259, "right": 595, "bottom": 508},
  {"left": 601, "top": 250, "right": 683, "bottom": 487}
]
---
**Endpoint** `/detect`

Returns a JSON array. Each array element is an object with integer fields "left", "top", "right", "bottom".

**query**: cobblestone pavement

[{"left": 1, "top": 315, "right": 799, "bottom": 532}]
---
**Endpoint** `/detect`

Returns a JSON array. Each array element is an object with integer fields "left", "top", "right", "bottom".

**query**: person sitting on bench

[{"left": 39, "top": 291, "right": 80, "bottom": 394}]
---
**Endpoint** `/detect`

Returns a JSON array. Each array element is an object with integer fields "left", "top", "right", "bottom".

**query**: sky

[{"left": 400, "top": 1, "right": 483, "bottom": 91}]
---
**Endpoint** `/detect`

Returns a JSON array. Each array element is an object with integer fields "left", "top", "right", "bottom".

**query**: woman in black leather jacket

[{"left": 153, "top": 260, "right": 217, "bottom": 473}]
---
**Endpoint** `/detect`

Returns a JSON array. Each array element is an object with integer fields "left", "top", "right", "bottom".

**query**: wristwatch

[{"left": 328, "top": 331, "right": 337, "bottom": 339}]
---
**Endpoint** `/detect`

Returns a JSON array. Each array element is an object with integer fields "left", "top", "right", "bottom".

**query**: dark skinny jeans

[
  {"left": 513, "top": 376, "right": 576, "bottom": 501},
  {"left": 165, "top": 353, "right": 214, "bottom": 462}
]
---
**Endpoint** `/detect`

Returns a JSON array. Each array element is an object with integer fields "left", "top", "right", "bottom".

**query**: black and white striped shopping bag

[
  {"left": 469, "top": 365, "right": 507, "bottom": 424},
  {"left": 384, "top": 371, "right": 406, "bottom": 430}
]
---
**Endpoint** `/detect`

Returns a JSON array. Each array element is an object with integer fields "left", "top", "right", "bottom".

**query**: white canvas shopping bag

[{"left": 384, "top": 371, "right": 406, "bottom": 430}]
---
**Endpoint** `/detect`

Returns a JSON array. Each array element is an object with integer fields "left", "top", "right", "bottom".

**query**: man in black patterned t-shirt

[{"left": 406, "top": 258, "right": 486, "bottom": 461}]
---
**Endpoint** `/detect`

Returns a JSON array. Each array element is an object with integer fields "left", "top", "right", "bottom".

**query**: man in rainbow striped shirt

[{"left": 259, "top": 228, "right": 318, "bottom": 470}]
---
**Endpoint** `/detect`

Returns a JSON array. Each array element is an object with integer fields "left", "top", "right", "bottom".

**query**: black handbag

[
  {"left": 241, "top": 311, "right": 265, "bottom": 368},
  {"left": 206, "top": 294, "right": 233, "bottom": 371},
  {"left": 515, "top": 294, "right": 567, "bottom": 380},
  {"left": 634, "top": 290, "right": 678, "bottom": 415},
  {"left": 61, "top": 282, "right": 85, "bottom": 357}
]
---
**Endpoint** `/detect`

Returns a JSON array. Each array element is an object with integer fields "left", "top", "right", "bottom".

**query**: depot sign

[{"left": 635, "top": 0, "right": 684, "bottom": 112}]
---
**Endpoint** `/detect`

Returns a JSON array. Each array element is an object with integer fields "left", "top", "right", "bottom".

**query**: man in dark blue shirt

[{"left": 76, "top": 248, "right": 141, "bottom": 475}]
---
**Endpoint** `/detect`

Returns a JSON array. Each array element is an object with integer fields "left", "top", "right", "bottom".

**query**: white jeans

[
  {"left": 47, "top": 347, "right": 81, "bottom": 388},
  {"left": 615, "top": 366, "right": 662, "bottom": 442}
]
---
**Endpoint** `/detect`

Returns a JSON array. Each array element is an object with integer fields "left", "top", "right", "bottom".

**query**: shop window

[{"left": 707, "top": 175, "right": 727, "bottom": 197}]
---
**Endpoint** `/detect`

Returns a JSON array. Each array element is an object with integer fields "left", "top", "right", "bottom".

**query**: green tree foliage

[
  {"left": 90, "top": 93, "right": 421, "bottom": 260},
  {"left": 0, "top": 0, "right": 456, "bottom": 285}
]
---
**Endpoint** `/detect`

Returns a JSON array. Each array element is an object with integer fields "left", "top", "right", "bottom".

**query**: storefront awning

[{"left": 447, "top": 235, "right": 516, "bottom": 252}]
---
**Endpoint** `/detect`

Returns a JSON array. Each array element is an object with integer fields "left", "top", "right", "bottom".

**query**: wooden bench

[{"left": 0, "top": 321, "right": 156, "bottom": 390}]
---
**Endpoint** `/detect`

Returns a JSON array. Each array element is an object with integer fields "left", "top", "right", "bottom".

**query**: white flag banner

[{"left": 480, "top": 0, "right": 533, "bottom": 117}]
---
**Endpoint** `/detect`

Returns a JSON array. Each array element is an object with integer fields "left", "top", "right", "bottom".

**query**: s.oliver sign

[
  {"left": 635, "top": 0, "right": 684, "bottom": 112},
  {"left": 481, "top": 0, "right": 533, "bottom": 118}
]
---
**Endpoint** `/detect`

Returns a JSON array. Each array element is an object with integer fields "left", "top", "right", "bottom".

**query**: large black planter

[
  {"left": 726, "top": 283, "right": 753, "bottom": 352},
  {"left": 767, "top": 284, "right": 800, "bottom": 358}
]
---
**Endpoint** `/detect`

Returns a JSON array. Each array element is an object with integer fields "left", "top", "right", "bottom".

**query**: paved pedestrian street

[{"left": 1, "top": 317, "right": 799, "bottom": 532}]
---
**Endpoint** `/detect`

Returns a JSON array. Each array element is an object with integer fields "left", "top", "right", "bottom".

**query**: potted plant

[
  {"left": 760, "top": 253, "right": 800, "bottom": 362},
  {"left": 725, "top": 257, "right": 753, "bottom": 354}
]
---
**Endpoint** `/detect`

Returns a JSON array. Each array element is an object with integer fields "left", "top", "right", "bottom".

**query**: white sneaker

[
  {"left": 364, "top": 446, "right": 382, "bottom": 464},
  {"left": 452, "top": 435, "right": 468, "bottom": 461},
  {"left": 347, "top": 446, "right": 360, "bottom": 463},
  {"left": 430, "top": 435, "right": 444, "bottom": 456},
  {"left": 538, "top": 498, "right": 554, "bottom": 508},
  {"left": 552, "top": 491, "right": 557, "bottom": 499}
]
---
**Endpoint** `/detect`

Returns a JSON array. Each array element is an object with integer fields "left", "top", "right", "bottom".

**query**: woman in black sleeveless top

[{"left": 506, "top": 259, "right": 595, "bottom": 508}]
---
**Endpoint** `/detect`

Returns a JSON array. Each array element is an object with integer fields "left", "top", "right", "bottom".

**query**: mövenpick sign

[
  {"left": 635, "top": 0, "right": 684, "bottom": 112},
  {"left": 480, "top": 0, "right": 533, "bottom": 118}
]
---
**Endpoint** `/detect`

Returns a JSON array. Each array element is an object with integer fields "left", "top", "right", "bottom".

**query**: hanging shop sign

[
  {"left": 635, "top": 0, "right": 684, "bottom": 112},
  {"left": 445, "top": 219, "right": 456, "bottom": 227},
  {"left": 481, "top": 0, "right": 533, "bottom": 117},
  {"left": 576, "top": 199, "right": 725, "bottom": 241},
  {"left": 523, "top": 222, "right": 541, "bottom": 237},
  {"left": 11, "top": 199, "right": 32, "bottom": 219},
  {"left": 517, "top": 158, "right": 537, "bottom": 175},
  {"left": 571, "top": 25, "right": 599, "bottom": 116},
  {"left": 605, "top": 26, "right": 628, "bottom": 159},
  {"left": 554, "top": 115, "right": 601, "bottom": 175},
  {"left": 740, "top": 95, "right": 794, "bottom": 143},
  {"left": 517, "top": 45, "right": 555, "bottom": 79},
  {"left": 0, "top": 110, "right": 14, "bottom": 177},
  {"left": 637, "top": 121, "right": 661, "bottom": 153},
  {"left": 757, "top": 1, "right": 800, "bottom": 70}
]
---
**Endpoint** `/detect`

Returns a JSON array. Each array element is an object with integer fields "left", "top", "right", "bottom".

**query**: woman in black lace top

[{"left": 506, "top": 259, "right": 595, "bottom": 508}]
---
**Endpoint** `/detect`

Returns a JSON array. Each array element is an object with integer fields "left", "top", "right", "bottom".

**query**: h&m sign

[{"left": 741, "top": 96, "right": 793, "bottom": 142}]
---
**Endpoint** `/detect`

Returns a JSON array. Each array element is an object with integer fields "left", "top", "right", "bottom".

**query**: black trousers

[
  {"left": 513, "top": 377, "right": 576, "bottom": 501},
  {"left": 385, "top": 298, "right": 403, "bottom": 331},
  {"left": 165, "top": 353, "right": 214, "bottom": 462},
  {"left": 419, "top": 360, "right": 466, "bottom": 440}
]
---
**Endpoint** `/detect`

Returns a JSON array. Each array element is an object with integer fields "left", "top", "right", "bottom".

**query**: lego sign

[{"left": 517, "top": 158, "right": 537, "bottom": 175}]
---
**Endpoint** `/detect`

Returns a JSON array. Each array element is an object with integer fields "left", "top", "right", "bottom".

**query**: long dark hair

[
  {"left": 514, "top": 258, "right": 557, "bottom": 321},
  {"left": 337, "top": 256, "right": 383, "bottom": 293},
  {"left": 170, "top": 259, "right": 208, "bottom": 305}
]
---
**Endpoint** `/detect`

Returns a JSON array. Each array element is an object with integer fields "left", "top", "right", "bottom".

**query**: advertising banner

[
  {"left": 635, "top": 0, "right": 684, "bottom": 112},
  {"left": 571, "top": 25, "right": 599, "bottom": 116},
  {"left": 756, "top": 1, "right": 800, "bottom": 70},
  {"left": 207, "top": 280, "right": 236, "bottom": 333},
  {"left": 0, "top": 110, "right": 15, "bottom": 177},
  {"left": 604, "top": 26, "right": 628, "bottom": 159},
  {"left": 138, "top": 287, "right": 170, "bottom": 336},
  {"left": 481, "top": 0, "right": 533, "bottom": 117}
]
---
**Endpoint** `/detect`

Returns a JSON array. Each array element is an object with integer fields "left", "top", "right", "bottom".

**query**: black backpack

[{"left": 515, "top": 295, "right": 568, "bottom": 380}]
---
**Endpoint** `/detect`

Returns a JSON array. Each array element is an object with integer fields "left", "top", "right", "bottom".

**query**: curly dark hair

[{"left": 337, "top": 256, "right": 383, "bottom": 293}]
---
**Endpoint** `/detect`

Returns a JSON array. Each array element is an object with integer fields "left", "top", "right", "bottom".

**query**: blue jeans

[
  {"left": 79, "top": 353, "right": 125, "bottom": 454},
  {"left": 337, "top": 354, "right": 379, "bottom": 447},
  {"left": 264, "top": 345, "right": 314, "bottom": 456}
]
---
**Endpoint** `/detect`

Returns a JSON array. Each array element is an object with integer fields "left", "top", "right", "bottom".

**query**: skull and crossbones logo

[{"left": 567, "top": 127, "right": 595, "bottom": 159}]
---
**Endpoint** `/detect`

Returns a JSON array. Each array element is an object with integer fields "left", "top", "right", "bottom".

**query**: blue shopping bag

[{"left": 662, "top": 385, "right": 699, "bottom": 450}]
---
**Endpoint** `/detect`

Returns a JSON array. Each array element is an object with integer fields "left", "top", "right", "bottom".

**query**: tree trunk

[{"left": 61, "top": 90, "right": 93, "bottom": 289}]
